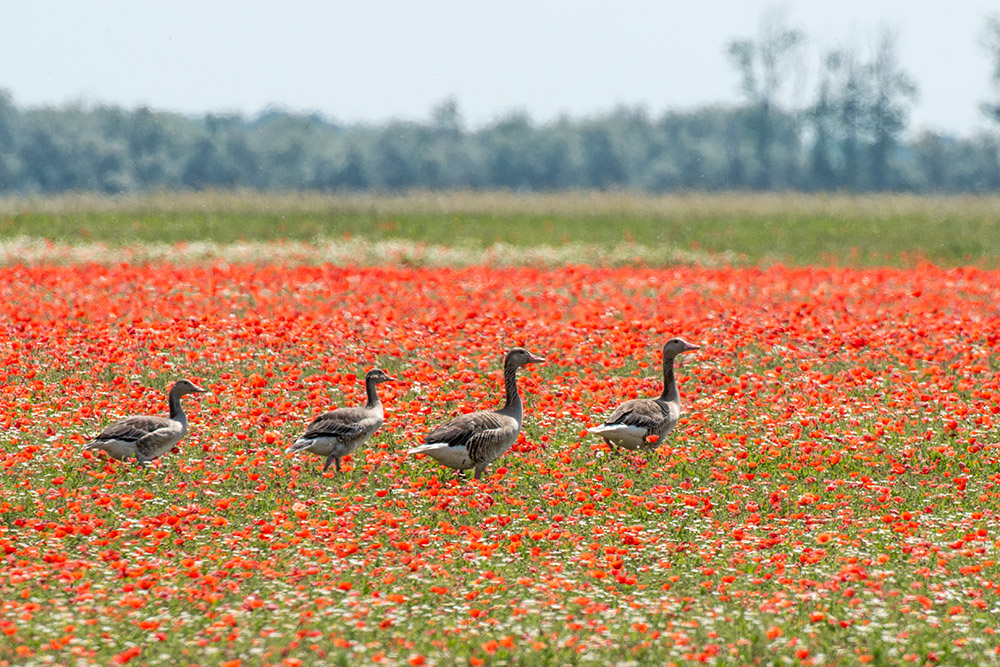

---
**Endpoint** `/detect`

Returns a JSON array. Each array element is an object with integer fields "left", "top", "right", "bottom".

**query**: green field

[
  {"left": 4, "top": 192, "right": 1000, "bottom": 665},
  {"left": 3, "top": 190, "right": 1000, "bottom": 266}
]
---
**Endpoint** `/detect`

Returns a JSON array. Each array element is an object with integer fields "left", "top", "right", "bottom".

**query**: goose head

[
  {"left": 171, "top": 379, "right": 208, "bottom": 396},
  {"left": 505, "top": 347, "right": 546, "bottom": 368},
  {"left": 662, "top": 337, "right": 700, "bottom": 359},
  {"left": 366, "top": 368, "right": 396, "bottom": 384}
]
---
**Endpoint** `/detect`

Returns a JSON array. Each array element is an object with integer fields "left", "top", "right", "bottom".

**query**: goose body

[
  {"left": 409, "top": 348, "right": 544, "bottom": 479},
  {"left": 287, "top": 369, "right": 394, "bottom": 473},
  {"left": 83, "top": 379, "right": 207, "bottom": 462},
  {"left": 589, "top": 338, "right": 699, "bottom": 451}
]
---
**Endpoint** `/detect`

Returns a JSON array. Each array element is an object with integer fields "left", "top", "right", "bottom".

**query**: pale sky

[{"left": 3, "top": 1, "right": 997, "bottom": 136}]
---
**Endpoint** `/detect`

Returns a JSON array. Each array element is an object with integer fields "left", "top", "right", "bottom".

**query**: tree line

[{"left": 2, "top": 15, "right": 1000, "bottom": 195}]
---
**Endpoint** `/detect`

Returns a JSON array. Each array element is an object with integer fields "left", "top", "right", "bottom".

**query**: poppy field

[{"left": 2, "top": 206, "right": 1000, "bottom": 665}]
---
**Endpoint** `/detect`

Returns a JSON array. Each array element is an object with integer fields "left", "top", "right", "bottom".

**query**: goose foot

[{"left": 322, "top": 456, "right": 343, "bottom": 473}]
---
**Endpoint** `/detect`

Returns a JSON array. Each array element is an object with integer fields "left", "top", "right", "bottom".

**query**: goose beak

[
  {"left": 683, "top": 342, "right": 700, "bottom": 352},
  {"left": 527, "top": 353, "right": 546, "bottom": 364},
  {"left": 191, "top": 383, "right": 208, "bottom": 394}
]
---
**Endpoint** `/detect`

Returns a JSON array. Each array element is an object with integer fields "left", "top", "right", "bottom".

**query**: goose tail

[
  {"left": 286, "top": 438, "right": 313, "bottom": 454},
  {"left": 407, "top": 442, "right": 450, "bottom": 455}
]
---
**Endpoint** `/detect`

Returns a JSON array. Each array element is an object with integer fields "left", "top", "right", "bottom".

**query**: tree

[
  {"left": 579, "top": 124, "right": 625, "bottom": 189},
  {"left": 180, "top": 115, "right": 251, "bottom": 189},
  {"left": 806, "top": 69, "right": 838, "bottom": 190},
  {"left": 373, "top": 123, "right": 419, "bottom": 190},
  {"left": 809, "top": 31, "right": 915, "bottom": 192},
  {"left": 723, "top": 110, "right": 750, "bottom": 189},
  {"left": 834, "top": 49, "right": 867, "bottom": 191},
  {"left": 0, "top": 89, "right": 20, "bottom": 189},
  {"left": 181, "top": 138, "right": 236, "bottom": 189},
  {"left": 532, "top": 122, "right": 575, "bottom": 190},
  {"left": 911, "top": 131, "right": 947, "bottom": 190},
  {"left": 481, "top": 113, "right": 539, "bottom": 189},
  {"left": 726, "top": 11, "right": 804, "bottom": 188},
  {"left": 430, "top": 98, "right": 463, "bottom": 140},
  {"left": 15, "top": 108, "right": 128, "bottom": 192},
  {"left": 425, "top": 99, "right": 478, "bottom": 188},
  {"left": 982, "top": 15, "right": 1000, "bottom": 124},
  {"left": 866, "top": 30, "right": 917, "bottom": 190},
  {"left": 338, "top": 146, "right": 369, "bottom": 190},
  {"left": 0, "top": 89, "right": 17, "bottom": 151},
  {"left": 805, "top": 43, "right": 877, "bottom": 191},
  {"left": 126, "top": 107, "right": 171, "bottom": 186}
]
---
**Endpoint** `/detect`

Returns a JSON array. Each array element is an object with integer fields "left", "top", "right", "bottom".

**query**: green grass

[
  {"left": 4, "top": 193, "right": 1000, "bottom": 664},
  {"left": 3, "top": 190, "right": 1000, "bottom": 266}
]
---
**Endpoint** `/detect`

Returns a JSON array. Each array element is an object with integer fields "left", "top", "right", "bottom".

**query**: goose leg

[
  {"left": 334, "top": 457, "right": 342, "bottom": 473},
  {"left": 473, "top": 464, "right": 487, "bottom": 480},
  {"left": 323, "top": 455, "right": 335, "bottom": 472}
]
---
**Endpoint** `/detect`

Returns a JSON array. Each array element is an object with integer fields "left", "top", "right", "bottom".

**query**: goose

[
  {"left": 83, "top": 379, "right": 207, "bottom": 462},
  {"left": 588, "top": 338, "right": 700, "bottom": 451},
  {"left": 409, "top": 347, "right": 545, "bottom": 479},
  {"left": 286, "top": 368, "right": 394, "bottom": 473}
]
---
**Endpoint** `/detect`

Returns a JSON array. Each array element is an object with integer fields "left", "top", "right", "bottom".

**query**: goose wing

[
  {"left": 424, "top": 412, "right": 516, "bottom": 447},
  {"left": 95, "top": 415, "right": 172, "bottom": 443},
  {"left": 301, "top": 406, "right": 374, "bottom": 441},
  {"left": 422, "top": 410, "right": 517, "bottom": 459},
  {"left": 603, "top": 399, "right": 669, "bottom": 431}
]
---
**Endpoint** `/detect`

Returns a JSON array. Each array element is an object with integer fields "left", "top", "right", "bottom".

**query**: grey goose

[
  {"left": 287, "top": 368, "right": 394, "bottom": 473},
  {"left": 83, "top": 379, "right": 207, "bottom": 462},
  {"left": 588, "top": 338, "right": 699, "bottom": 451},
  {"left": 409, "top": 347, "right": 544, "bottom": 479}
]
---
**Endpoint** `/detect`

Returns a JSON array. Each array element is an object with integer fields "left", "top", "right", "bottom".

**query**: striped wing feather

[
  {"left": 302, "top": 407, "right": 372, "bottom": 441},
  {"left": 604, "top": 399, "right": 669, "bottom": 431},
  {"left": 96, "top": 415, "right": 172, "bottom": 443},
  {"left": 423, "top": 411, "right": 517, "bottom": 463}
]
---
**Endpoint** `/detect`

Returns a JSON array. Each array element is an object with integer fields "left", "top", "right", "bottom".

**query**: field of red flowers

[{"left": 2, "top": 260, "right": 1000, "bottom": 666}]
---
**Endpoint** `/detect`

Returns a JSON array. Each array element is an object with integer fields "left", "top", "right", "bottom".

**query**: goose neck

[
  {"left": 502, "top": 362, "right": 523, "bottom": 415},
  {"left": 659, "top": 354, "right": 679, "bottom": 403},
  {"left": 168, "top": 388, "right": 187, "bottom": 422},
  {"left": 364, "top": 377, "right": 382, "bottom": 409}
]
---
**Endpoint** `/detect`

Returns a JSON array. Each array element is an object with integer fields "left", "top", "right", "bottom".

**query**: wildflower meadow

[{"left": 1, "top": 193, "right": 1000, "bottom": 665}]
